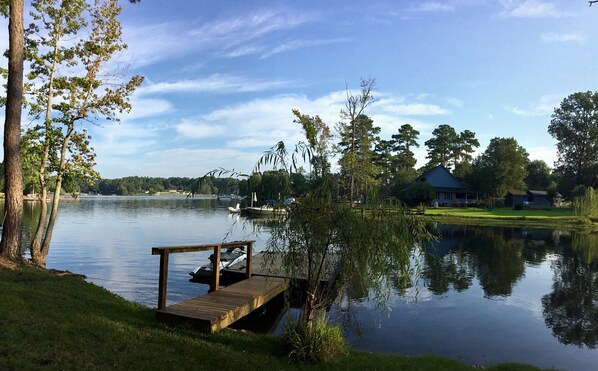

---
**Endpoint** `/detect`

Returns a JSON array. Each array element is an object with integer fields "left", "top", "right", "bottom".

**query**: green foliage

[
  {"left": 526, "top": 160, "right": 551, "bottom": 190},
  {"left": 469, "top": 137, "right": 529, "bottom": 197},
  {"left": 336, "top": 78, "right": 378, "bottom": 202},
  {"left": 425, "top": 125, "right": 479, "bottom": 171},
  {"left": 282, "top": 318, "right": 347, "bottom": 364},
  {"left": 425, "top": 124, "right": 457, "bottom": 169},
  {"left": 406, "top": 181, "right": 436, "bottom": 206},
  {"left": 549, "top": 91, "right": 598, "bottom": 186},
  {"left": 573, "top": 187, "right": 598, "bottom": 217},
  {"left": 23, "top": 0, "right": 143, "bottom": 266}
]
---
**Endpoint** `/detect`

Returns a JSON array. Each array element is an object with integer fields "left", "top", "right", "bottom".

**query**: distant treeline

[{"left": 75, "top": 176, "right": 241, "bottom": 196}]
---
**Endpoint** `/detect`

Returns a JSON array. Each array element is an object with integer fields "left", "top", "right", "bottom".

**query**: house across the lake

[
  {"left": 414, "top": 165, "right": 477, "bottom": 206},
  {"left": 505, "top": 190, "right": 562, "bottom": 207}
]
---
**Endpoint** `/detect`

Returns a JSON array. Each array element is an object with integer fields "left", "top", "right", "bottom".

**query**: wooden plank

[
  {"left": 157, "top": 251, "right": 169, "bottom": 310},
  {"left": 155, "top": 276, "right": 288, "bottom": 332},
  {"left": 152, "top": 240, "right": 254, "bottom": 255}
]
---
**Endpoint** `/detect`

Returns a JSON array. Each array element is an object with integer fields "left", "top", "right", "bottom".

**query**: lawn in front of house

[{"left": 423, "top": 206, "right": 578, "bottom": 219}]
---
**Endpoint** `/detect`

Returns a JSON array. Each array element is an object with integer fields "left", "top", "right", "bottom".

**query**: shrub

[
  {"left": 513, "top": 204, "right": 523, "bottom": 210},
  {"left": 282, "top": 318, "right": 347, "bottom": 364}
]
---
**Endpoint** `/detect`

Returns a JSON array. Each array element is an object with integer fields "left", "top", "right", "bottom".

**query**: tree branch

[{"left": 590, "top": 1, "right": 598, "bottom": 7}]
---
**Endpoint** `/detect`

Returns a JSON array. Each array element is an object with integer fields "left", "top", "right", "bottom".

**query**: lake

[{"left": 11, "top": 196, "right": 598, "bottom": 371}]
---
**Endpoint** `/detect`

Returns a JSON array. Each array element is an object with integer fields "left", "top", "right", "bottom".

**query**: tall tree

[
  {"left": 292, "top": 109, "right": 332, "bottom": 180},
  {"left": 548, "top": 91, "right": 598, "bottom": 187},
  {"left": 526, "top": 160, "right": 552, "bottom": 190},
  {"left": 337, "top": 78, "right": 376, "bottom": 204},
  {"left": 392, "top": 123, "right": 420, "bottom": 170},
  {"left": 0, "top": 0, "right": 24, "bottom": 261},
  {"left": 424, "top": 124, "right": 458, "bottom": 170},
  {"left": 25, "top": 0, "right": 143, "bottom": 266},
  {"left": 337, "top": 114, "right": 380, "bottom": 201},
  {"left": 452, "top": 129, "right": 480, "bottom": 167},
  {"left": 472, "top": 137, "right": 529, "bottom": 197}
]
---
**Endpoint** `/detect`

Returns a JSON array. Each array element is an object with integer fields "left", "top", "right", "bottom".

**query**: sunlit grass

[{"left": 424, "top": 207, "right": 578, "bottom": 219}]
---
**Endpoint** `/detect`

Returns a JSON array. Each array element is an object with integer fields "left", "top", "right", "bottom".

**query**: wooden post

[
  {"left": 211, "top": 244, "right": 221, "bottom": 291},
  {"left": 157, "top": 250, "right": 169, "bottom": 310},
  {"left": 245, "top": 241, "right": 253, "bottom": 279}
]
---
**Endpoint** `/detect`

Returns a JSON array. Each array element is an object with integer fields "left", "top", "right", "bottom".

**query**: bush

[
  {"left": 282, "top": 318, "right": 347, "bottom": 364},
  {"left": 513, "top": 204, "right": 523, "bottom": 210}
]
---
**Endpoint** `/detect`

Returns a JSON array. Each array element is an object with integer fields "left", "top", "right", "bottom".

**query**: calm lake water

[{"left": 11, "top": 196, "right": 598, "bottom": 370}]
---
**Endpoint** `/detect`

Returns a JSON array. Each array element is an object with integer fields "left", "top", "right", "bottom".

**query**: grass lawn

[
  {"left": 0, "top": 263, "right": 546, "bottom": 370},
  {"left": 424, "top": 207, "right": 578, "bottom": 219}
]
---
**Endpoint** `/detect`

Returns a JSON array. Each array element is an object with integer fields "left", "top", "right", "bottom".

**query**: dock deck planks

[{"left": 155, "top": 275, "right": 288, "bottom": 332}]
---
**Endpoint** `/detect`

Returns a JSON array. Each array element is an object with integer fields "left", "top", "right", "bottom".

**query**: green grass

[
  {"left": 0, "top": 264, "right": 546, "bottom": 370},
  {"left": 418, "top": 206, "right": 596, "bottom": 229}
]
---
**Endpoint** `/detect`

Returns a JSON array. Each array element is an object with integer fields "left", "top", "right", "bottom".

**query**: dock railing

[{"left": 151, "top": 240, "right": 254, "bottom": 310}]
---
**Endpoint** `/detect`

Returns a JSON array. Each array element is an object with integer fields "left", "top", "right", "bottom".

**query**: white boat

[
  {"left": 227, "top": 203, "right": 241, "bottom": 214},
  {"left": 241, "top": 205, "right": 287, "bottom": 216},
  {"left": 189, "top": 247, "right": 247, "bottom": 279}
]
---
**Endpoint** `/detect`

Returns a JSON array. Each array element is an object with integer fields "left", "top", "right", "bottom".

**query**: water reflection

[
  {"left": 421, "top": 224, "right": 598, "bottom": 351},
  {"left": 542, "top": 231, "right": 598, "bottom": 349}
]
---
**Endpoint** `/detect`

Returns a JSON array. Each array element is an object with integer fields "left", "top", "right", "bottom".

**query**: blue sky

[{"left": 6, "top": 0, "right": 598, "bottom": 178}]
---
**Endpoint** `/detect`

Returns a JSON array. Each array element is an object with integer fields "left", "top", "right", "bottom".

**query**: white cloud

[
  {"left": 541, "top": 32, "right": 587, "bottom": 44},
  {"left": 505, "top": 95, "right": 560, "bottom": 116},
  {"left": 383, "top": 103, "right": 450, "bottom": 115},
  {"left": 121, "top": 9, "right": 316, "bottom": 67},
  {"left": 176, "top": 120, "right": 227, "bottom": 139},
  {"left": 499, "top": 0, "right": 568, "bottom": 18},
  {"left": 260, "top": 39, "right": 349, "bottom": 59},
  {"left": 446, "top": 97, "right": 464, "bottom": 107},
  {"left": 136, "top": 74, "right": 291, "bottom": 96},
  {"left": 411, "top": 2, "right": 455, "bottom": 13}
]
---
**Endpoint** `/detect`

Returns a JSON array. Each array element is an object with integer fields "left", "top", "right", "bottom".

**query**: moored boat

[{"left": 189, "top": 247, "right": 247, "bottom": 280}]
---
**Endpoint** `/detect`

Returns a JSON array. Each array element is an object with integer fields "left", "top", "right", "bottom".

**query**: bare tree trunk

[
  {"left": 0, "top": 0, "right": 25, "bottom": 261},
  {"left": 36, "top": 127, "right": 73, "bottom": 266}
]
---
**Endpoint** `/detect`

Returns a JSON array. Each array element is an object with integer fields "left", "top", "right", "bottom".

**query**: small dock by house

[{"left": 152, "top": 241, "right": 341, "bottom": 333}]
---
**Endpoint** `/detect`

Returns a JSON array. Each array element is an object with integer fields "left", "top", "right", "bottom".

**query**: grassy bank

[
  {"left": 420, "top": 206, "right": 594, "bottom": 229},
  {"left": 0, "top": 264, "right": 544, "bottom": 370}
]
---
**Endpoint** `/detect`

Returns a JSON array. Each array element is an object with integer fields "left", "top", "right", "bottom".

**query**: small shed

[
  {"left": 528, "top": 190, "right": 551, "bottom": 207},
  {"left": 505, "top": 190, "right": 528, "bottom": 207}
]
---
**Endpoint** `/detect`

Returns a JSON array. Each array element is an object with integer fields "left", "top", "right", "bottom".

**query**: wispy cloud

[
  {"left": 411, "top": 2, "right": 455, "bottom": 13},
  {"left": 499, "top": 0, "right": 568, "bottom": 18},
  {"left": 383, "top": 103, "right": 450, "bottom": 115},
  {"left": 261, "top": 39, "right": 349, "bottom": 59},
  {"left": 122, "top": 9, "right": 316, "bottom": 67},
  {"left": 136, "top": 74, "right": 292, "bottom": 96},
  {"left": 505, "top": 95, "right": 560, "bottom": 116},
  {"left": 541, "top": 32, "right": 587, "bottom": 44}
]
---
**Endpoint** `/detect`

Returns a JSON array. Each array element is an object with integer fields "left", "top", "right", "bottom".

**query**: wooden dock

[
  {"left": 155, "top": 275, "right": 288, "bottom": 332},
  {"left": 224, "top": 251, "right": 341, "bottom": 284},
  {"left": 153, "top": 241, "right": 290, "bottom": 332}
]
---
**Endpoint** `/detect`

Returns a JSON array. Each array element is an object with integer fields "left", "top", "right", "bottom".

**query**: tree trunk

[
  {"left": 0, "top": 0, "right": 25, "bottom": 261},
  {"left": 36, "top": 127, "right": 73, "bottom": 267}
]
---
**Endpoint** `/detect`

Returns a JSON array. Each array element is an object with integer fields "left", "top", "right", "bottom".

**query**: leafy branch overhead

[{"left": 22, "top": 0, "right": 143, "bottom": 267}]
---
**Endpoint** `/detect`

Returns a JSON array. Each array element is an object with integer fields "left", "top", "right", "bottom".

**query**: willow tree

[
  {"left": 260, "top": 108, "right": 433, "bottom": 362},
  {"left": 24, "top": 0, "right": 143, "bottom": 266}
]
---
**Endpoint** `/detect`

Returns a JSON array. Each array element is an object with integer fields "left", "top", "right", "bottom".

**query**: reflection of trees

[
  {"left": 423, "top": 226, "right": 527, "bottom": 297},
  {"left": 542, "top": 232, "right": 598, "bottom": 348},
  {"left": 461, "top": 229, "right": 525, "bottom": 297},
  {"left": 422, "top": 250, "right": 474, "bottom": 295}
]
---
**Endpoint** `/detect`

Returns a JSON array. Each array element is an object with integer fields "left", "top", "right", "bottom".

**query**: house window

[{"left": 445, "top": 192, "right": 453, "bottom": 200}]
